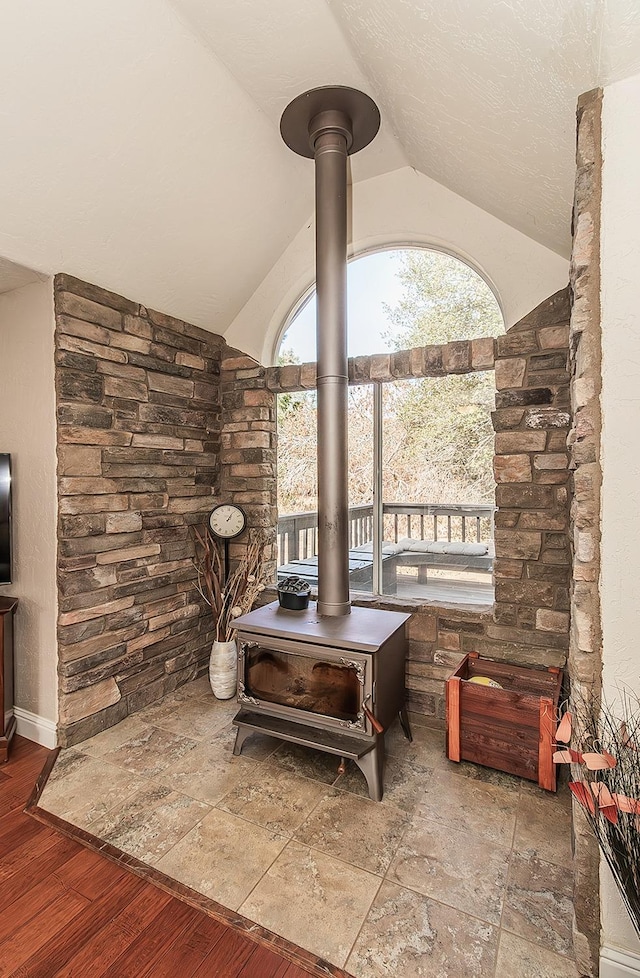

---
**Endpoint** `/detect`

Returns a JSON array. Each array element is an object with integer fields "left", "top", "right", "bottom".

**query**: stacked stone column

[
  {"left": 568, "top": 89, "right": 604, "bottom": 697},
  {"left": 491, "top": 289, "right": 572, "bottom": 666},
  {"left": 55, "top": 275, "right": 222, "bottom": 745},
  {"left": 567, "top": 88, "right": 604, "bottom": 978}
]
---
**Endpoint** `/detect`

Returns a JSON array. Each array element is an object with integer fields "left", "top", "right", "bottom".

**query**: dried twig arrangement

[
  {"left": 191, "top": 525, "right": 267, "bottom": 641},
  {"left": 554, "top": 691, "right": 640, "bottom": 938}
]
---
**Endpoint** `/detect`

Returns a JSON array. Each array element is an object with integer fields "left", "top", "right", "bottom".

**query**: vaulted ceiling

[{"left": 1, "top": 0, "right": 639, "bottom": 333}]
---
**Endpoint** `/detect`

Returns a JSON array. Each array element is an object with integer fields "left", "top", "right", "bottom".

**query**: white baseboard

[
  {"left": 601, "top": 946, "right": 640, "bottom": 977},
  {"left": 13, "top": 707, "right": 58, "bottom": 749}
]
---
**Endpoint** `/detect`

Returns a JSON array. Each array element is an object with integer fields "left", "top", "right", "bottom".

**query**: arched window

[
  {"left": 275, "top": 247, "right": 504, "bottom": 606},
  {"left": 277, "top": 248, "right": 503, "bottom": 362}
]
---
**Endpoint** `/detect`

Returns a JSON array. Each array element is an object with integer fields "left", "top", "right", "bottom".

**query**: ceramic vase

[{"left": 209, "top": 638, "right": 238, "bottom": 699}]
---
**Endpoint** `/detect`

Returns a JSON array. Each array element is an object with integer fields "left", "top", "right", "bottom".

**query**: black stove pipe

[{"left": 280, "top": 87, "right": 380, "bottom": 617}]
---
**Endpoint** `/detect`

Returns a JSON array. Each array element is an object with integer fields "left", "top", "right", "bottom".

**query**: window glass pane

[
  {"left": 276, "top": 385, "right": 374, "bottom": 595},
  {"left": 380, "top": 376, "right": 495, "bottom": 604},
  {"left": 277, "top": 390, "right": 317, "bottom": 571},
  {"left": 346, "top": 385, "right": 374, "bottom": 595},
  {"left": 275, "top": 245, "right": 503, "bottom": 606}
]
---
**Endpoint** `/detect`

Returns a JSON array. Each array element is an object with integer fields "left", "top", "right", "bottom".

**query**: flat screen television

[{"left": 0, "top": 455, "right": 12, "bottom": 584}]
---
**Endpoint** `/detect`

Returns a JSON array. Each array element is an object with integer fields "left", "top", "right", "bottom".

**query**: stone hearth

[{"left": 39, "top": 676, "right": 580, "bottom": 978}]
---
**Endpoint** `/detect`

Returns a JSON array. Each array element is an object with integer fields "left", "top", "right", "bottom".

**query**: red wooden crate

[{"left": 445, "top": 651, "right": 562, "bottom": 791}]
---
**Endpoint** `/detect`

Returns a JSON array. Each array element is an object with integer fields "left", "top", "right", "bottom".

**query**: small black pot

[
  {"left": 277, "top": 576, "right": 311, "bottom": 611},
  {"left": 278, "top": 590, "right": 310, "bottom": 611}
]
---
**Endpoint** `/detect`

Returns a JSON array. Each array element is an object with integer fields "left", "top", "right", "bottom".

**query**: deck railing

[{"left": 277, "top": 502, "right": 495, "bottom": 565}]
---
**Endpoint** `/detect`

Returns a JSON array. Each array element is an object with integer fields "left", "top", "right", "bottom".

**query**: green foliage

[
  {"left": 276, "top": 347, "right": 312, "bottom": 421},
  {"left": 276, "top": 346, "right": 300, "bottom": 367},
  {"left": 383, "top": 250, "right": 503, "bottom": 348},
  {"left": 384, "top": 375, "right": 496, "bottom": 503},
  {"left": 380, "top": 251, "right": 501, "bottom": 504},
  {"left": 277, "top": 390, "right": 318, "bottom": 513}
]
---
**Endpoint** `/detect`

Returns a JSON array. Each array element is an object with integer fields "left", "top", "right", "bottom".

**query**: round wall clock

[{"left": 209, "top": 503, "right": 247, "bottom": 541}]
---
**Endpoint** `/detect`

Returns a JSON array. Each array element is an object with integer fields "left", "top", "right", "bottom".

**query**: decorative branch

[
  {"left": 191, "top": 525, "right": 267, "bottom": 641},
  {"left": 553, "top": 691, "right": 640, "bottom": 938}
]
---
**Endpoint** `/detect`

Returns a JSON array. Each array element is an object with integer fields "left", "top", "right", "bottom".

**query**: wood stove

[
  {"left": 230, "top": 88, "right": 411, "bottom": 801},
  {"left": 232, "top": 601, "right": 410, "bottom": 801}
]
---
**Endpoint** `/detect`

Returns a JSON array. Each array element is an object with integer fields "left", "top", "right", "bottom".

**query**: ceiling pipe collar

[
  {"left": 280, "top": 86, "right": 380, "bottom": 159},
  {"left": 308, "top": 109, "right": 353, "bottom": 154}
]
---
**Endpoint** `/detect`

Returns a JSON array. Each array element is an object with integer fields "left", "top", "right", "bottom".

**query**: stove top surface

[{"left": 233, "top": 600, "right": 409, "bottom": 653}]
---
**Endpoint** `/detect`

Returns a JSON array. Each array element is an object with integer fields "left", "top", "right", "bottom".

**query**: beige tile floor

[{"left": 39, "top": 676, "right": 581, "bottom": 978}]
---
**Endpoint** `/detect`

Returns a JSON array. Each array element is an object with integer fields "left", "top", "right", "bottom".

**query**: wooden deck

[
  {"left": 277, "top": 548, "right": 381, "bottom": 589},
  {"left": 394, "top": 571, "right": 494, "bottom": 605},
  {"left": 278, "top": 557, "right": 494, "bottom": 606},
  {"left": 0, "top": 737, "right": 318, "bottom": 978},
  {"left": 277, "top": 504, "right": 495, "bottom": 602}
]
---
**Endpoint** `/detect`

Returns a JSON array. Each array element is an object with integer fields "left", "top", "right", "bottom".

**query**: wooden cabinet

[{"left": 0, "top": 597, "right": 17, "bottom": 763}]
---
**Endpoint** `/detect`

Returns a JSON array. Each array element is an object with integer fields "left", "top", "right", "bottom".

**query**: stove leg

[
  {"left": 399, "top": 706, "right": 413, "bottom": 743},
  {"left": 356, "top": 742, "right": 384, "bottom": 802},
  {"left": 233, "top": 725, "right": 251, "bottom": 756}
]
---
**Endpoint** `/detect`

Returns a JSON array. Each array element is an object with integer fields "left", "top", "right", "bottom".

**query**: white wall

[
  {"left": 600, "top": 70, "right": 640, "bottom": 969},
  {"left": 0, "top": 280, "right": 58, "bottom": 742},
  {"left": 226, "top": 166, "right": 569, "bottom": 363}
]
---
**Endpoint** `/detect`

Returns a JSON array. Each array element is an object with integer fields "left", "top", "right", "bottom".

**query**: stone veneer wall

[
  {"left": 233, "top": 289, "right": 572, "bottom": 723},
  {"left": 267, "top": 336, "right": 496, "bottom": 389},
  {"left": 490, "top": 289, "right": 571, "bottom": 668},
  {"left": 566, "top": 88, "right": 604, "bottom": 977},
  {"left": 404, "top": 291, "right": 571, "bottom": 707},
  {"left": 54, "top": 275, "right": 223, "bottom": 746}
]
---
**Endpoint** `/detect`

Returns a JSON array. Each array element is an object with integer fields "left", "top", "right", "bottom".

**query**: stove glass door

[{"left": 242, "top": 642, "right": 363, "bottom": 724}]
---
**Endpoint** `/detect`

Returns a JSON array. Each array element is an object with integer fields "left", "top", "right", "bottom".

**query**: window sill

[{"left": 264, "top": 584, "right": 494, "bottom": 617}]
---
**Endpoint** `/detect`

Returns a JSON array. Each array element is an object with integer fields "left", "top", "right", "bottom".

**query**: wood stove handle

[{"left": 363, "top": 704, "right": 384, "bottom": 735}]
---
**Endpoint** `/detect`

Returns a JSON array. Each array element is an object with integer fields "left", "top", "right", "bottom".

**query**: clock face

[{"left": 209, "top": 504, "right": 246, "bottom": 540}]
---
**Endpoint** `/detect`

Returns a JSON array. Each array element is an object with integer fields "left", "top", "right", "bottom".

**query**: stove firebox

[
  {"left": 243, "top": 645, "right": 362, "bottom": 724},
  {"left": 232, "top": 601, "right": 411, "bottom": 801}
]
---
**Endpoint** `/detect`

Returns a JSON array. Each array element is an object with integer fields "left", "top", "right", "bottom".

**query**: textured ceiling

[
  {"left": 178, "top": 0, "right": 640, "bottom": 258},
  {"left": 169, "top": 0, "right": 408, "bottom": 185},
  {"left": 0, "top": 0, "right": 312, "bottom": 325},
  {"left": 0, "top": 0, "right": 639, "bottom": 325},
  {"left": 327, "top": 0, "right": 598, "bottom": 254}
]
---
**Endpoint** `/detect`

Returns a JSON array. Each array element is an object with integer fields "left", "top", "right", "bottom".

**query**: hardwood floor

[{"left": 0, "top": 737, "right": 317, "bottom": 978}]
